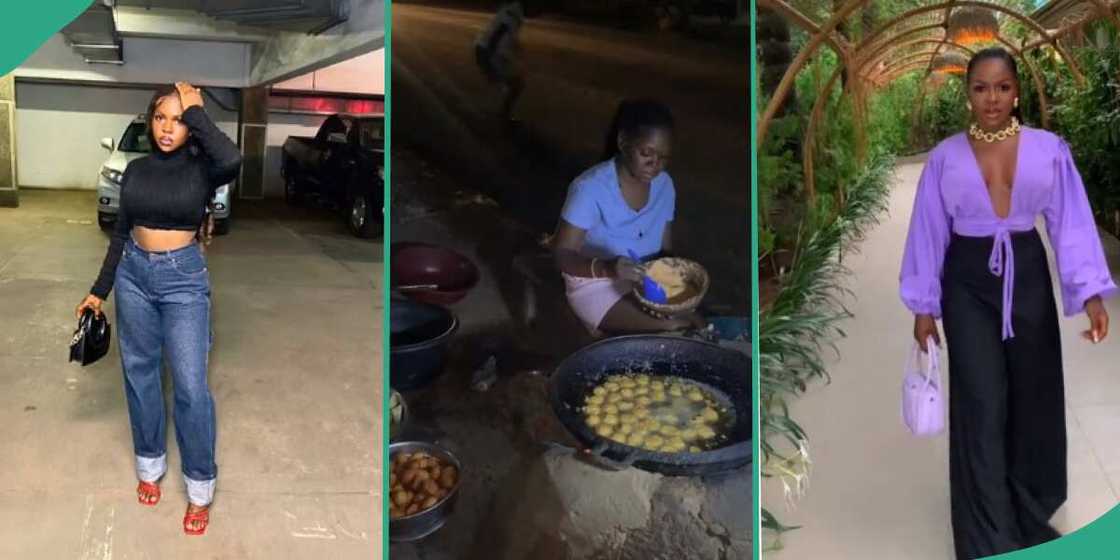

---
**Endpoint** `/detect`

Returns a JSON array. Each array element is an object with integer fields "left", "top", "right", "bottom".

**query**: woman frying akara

[
  {"left": 76, "top": 82, "right": 241, "bottom": 535},
  {"left": 900, "top": 47, "right": 1115, "bottom": 558},
  {"left": 554, "top": 98, "right": 704, "bottom": 335}
]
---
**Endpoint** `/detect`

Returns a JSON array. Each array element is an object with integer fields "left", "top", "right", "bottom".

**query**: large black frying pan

[{"left": 550, "top": 335, "right": 751, "bottom": 476}]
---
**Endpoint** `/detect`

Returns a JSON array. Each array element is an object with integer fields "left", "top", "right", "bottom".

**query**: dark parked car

[{"left": 281, "top": 113, "right": 384, "bottom": 238}]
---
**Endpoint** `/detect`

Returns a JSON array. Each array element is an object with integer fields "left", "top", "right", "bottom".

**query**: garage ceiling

[
  {"left": 61, "top": 0, "right": 350, "bottom": 65},
  {"left": 115, "top": 0, "right": 350, "bottom": 33},
  {"left": 61, "top": 3, "right": 122, "bottom": 64}
]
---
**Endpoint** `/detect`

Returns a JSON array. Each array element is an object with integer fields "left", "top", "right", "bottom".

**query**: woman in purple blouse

[{"left": 900, "top": 48, "right": 1116, "bottom": 558}]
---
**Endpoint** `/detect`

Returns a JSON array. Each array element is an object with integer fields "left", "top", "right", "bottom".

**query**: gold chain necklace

[{"left": 969, "top": 117, "right": 1021, "bottom": 143}]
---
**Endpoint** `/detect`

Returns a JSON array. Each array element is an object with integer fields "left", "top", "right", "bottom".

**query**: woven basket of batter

[{"left": 632, "top": 257, "right": 710, "bottom": 318}]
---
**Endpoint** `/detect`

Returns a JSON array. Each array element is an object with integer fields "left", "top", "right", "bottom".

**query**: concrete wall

[
  {"left": 15, "top": 82, "right": 239, "bottom": 189},
  {"left": 15, "top": 34, "right": 251, "bottom": 88},
  {"left": 263, "top": 113, "right": 326, "bottom": 199},
  {"left": 272, "top": 49, "right": 385, "bottom": 95}
]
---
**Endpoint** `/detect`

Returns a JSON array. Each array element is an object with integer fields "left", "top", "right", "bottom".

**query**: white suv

[{"left": 97, "top": 115, "right": 232, "bottom": 234}]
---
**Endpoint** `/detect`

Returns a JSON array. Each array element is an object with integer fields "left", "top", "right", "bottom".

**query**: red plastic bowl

[{"left": 391, "top": 242, "right": 480, "bottom": 305}]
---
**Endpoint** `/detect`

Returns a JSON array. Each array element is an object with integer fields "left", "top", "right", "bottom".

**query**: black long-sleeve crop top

[{"left": 90, "top": 105, "right": 242, "bottom": 299}]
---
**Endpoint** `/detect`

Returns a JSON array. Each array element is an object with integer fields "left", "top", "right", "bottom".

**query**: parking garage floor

[{"left": 0, "top": 189, "right": 383, "bottom": 559}]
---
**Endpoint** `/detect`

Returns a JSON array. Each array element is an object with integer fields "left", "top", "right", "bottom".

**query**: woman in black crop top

[{"left": 74, "top": 82, "right": 241, "bottom": 536}]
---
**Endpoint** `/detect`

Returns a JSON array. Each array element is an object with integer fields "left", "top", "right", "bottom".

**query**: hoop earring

[
  {"left": 1014, "top": 97, "right": 1019, "bottom": 108},
  {"left": 966, "top": 101, "right": 972, "bottom": 111}
]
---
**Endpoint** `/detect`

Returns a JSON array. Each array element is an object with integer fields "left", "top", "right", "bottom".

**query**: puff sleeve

[
  {"left": 900, "top": 150, "right": 952, "bottom": 317},
  {"left": 1042, "top": 139, "right": 1118, "bottom": 316}
]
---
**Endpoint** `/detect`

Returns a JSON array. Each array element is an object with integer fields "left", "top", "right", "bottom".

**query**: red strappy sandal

[
  {"left": 137, "top": 481, "right": 161, "bottom": 506},
  {"left": 183, "top": 505, "right": 210, "bottom": 536}
]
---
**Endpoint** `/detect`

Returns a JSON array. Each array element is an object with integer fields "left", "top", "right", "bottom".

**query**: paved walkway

[{"left": 763, "top": 157, "right": 1120, "bottom": 559}]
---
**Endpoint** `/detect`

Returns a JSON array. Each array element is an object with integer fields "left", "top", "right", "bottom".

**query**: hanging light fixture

[
  {"left": 932, "top": 52, "right": 969, "bottom": 75},
  {"left": 947, "top": 8, "right": 999, "bottom": 45}
]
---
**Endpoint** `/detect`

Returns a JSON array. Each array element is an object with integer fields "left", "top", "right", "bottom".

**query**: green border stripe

[
  {"left": 0, "top": 2, "right": 89, "bottom": 76},
  {"left": 750, "top": 1, "right": 761, "bottom": 559},
  {"left": 382, "top": 0, "right": 392, "bottom": 558},
  {"left": 994, "top": 506, "right": 1120, "bottom": 557}
]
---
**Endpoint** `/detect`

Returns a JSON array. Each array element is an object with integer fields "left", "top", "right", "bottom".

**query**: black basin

[{"left": 390, "top": 299, "right": 458, "bottom": 391}]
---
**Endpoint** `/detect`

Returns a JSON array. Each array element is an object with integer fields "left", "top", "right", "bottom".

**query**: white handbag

[{"left": 901, "top": 337, "right": 945, "bottom": 437}]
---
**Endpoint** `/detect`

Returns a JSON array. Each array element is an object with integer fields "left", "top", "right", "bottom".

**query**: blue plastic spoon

[{"left": 628, "top": 250, "right": 668, "bottom": 304}]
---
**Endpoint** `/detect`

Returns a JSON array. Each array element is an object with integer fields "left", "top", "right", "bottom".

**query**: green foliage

[
  {"left": 757, "top": 109, "right": 805, "bottom": 261},
  {"left": 869, "top": 74, "right": 923, "bottom": 155},
  {"left": 759, "top": 153, "right": 895, "bottom": 458},
  {"left": 758, "top": 34, "right": 922, "bottom": 544},
  {"left": 812, "top": 95, "right": 859, "bottom": 207},
  {"left": 927, "top": 77, "right": 969, "bottom": 147},
  {"left": 759, "top": 153, "right": 896, "bottom": 549},
  {"left": 1021, "top": 23, "right": 1120, "bottom": 232},
  {"left": 1053, "top": 31, "right": 1120, "bottom": 229}
]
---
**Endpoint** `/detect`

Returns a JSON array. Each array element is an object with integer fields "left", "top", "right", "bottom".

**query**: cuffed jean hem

[
  {"left": 185, "top": 475, "right": 216, "bottom": 507},
  {"left": 136, "top": 454, "right": 167, "bottom": 483}
]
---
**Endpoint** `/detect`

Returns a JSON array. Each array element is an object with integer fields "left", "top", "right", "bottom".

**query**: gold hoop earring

[
  {"left": 1014, "top": 97, "right": 1019, "bottom": 108},
  {"left": 966, "top": 101, "right": 972, "bottom": 111}
]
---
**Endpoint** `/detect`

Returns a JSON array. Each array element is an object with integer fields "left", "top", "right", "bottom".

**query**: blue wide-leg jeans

[{"left": 114, "top": 238, "right": 216, "bottom": 506}]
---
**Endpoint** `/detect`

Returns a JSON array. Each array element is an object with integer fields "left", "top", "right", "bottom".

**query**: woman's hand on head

[
  {"left": 175, "top": 82, "right": 204, "bottom": 110},
  {"left": 914, "top": 314, "right": 941, "bottom": 353},
  {"left": 1083, "top": 296, "right": 1109, "bottom": 344},
  {"left": 76, "top": 294, "right": 103, "bottom": 319}
]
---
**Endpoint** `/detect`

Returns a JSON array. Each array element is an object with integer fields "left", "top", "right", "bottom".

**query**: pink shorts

[{"left": 563, "top": 273, "right": 630, "bottom": 333}]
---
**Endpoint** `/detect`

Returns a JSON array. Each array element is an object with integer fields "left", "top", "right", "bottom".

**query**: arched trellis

[
  {"left": 759, "top": 0, "right": 1109, "bottom": 207},
  {"left": 1087, "top": 0, "right": 1120, "bottom": 32},
  {"left": 877, "top": 50, "right": 950, "bottom": 74},
  {"left": 801, "top": 55, "right": 944, "bottom": 207},
  {"left": 857, "top": 22, "right": 947, "bottom": 67},
  {"left": 880, "top": 62, "right": 951, "bottom": 84},
  {"left": 757, "top": 0, "right": 1089, "bottom": 145},
  {"left": 858, "top": 21, "right": 961, "bottom": 133},
  {"left": 757, "top": 0, "right": 850, "bottom": 59},
  {"left": 853, "top": 1, "right": 1080, "bottom": 122},
  {"left": 1024, "top": 0, "right": 1120, "bottom": 50},
  {"left": 851, "top": 1, "right": 1085, "bottom": 86},
  {"left": 858, "top": 39, "right": 976, "bottom": 80}
]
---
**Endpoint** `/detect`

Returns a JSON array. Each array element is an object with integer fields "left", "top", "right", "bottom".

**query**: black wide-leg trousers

[{"left": 941, "top": 230, "right": 1066, "bottom": 560}]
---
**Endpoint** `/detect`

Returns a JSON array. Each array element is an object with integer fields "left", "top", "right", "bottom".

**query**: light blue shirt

[{"left": 560, "top": 158, "right": 675, "bottom": 260}]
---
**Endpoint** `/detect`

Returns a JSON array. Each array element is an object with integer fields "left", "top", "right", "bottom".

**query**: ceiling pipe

[
  {"left": 205, "top": 2, "right": 309, "bottom": 17},
  {"left": 205, "top": 0, "right": 349, "bottom": 34},
  {"left": 62, "top": 1, "right": 123, "bottom": 64}
]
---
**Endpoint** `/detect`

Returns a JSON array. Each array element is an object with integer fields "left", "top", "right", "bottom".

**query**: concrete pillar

[
  {"left": 0, "top": 74, "right": 17, "bottom": 207},
  {"left": 238, "top": 86, "right": 267, "bottom": 200}
]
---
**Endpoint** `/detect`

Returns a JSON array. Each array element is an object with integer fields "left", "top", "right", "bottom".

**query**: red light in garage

[
  {"left": 345, "top": 100, "right": 382, "bottom": 114},
  {"left": 268, "top": 94, "right": 383, "bottom": 115},
  {"left": 289, "top": 96, "right": 342, "bottom": 113}
]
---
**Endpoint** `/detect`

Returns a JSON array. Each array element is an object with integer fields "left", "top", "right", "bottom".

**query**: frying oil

[{"left": 581, "top": 373, "right": 731, "bottom": 453}]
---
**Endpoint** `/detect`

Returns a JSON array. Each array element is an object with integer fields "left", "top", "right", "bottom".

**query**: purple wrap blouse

[{"left": 900, "top": 127, "right": 1117, "bottom": 339}]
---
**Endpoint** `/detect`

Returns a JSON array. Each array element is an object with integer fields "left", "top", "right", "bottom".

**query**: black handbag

[{"left": 69, "top": 308, "right": 111, "bottom": 366}]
